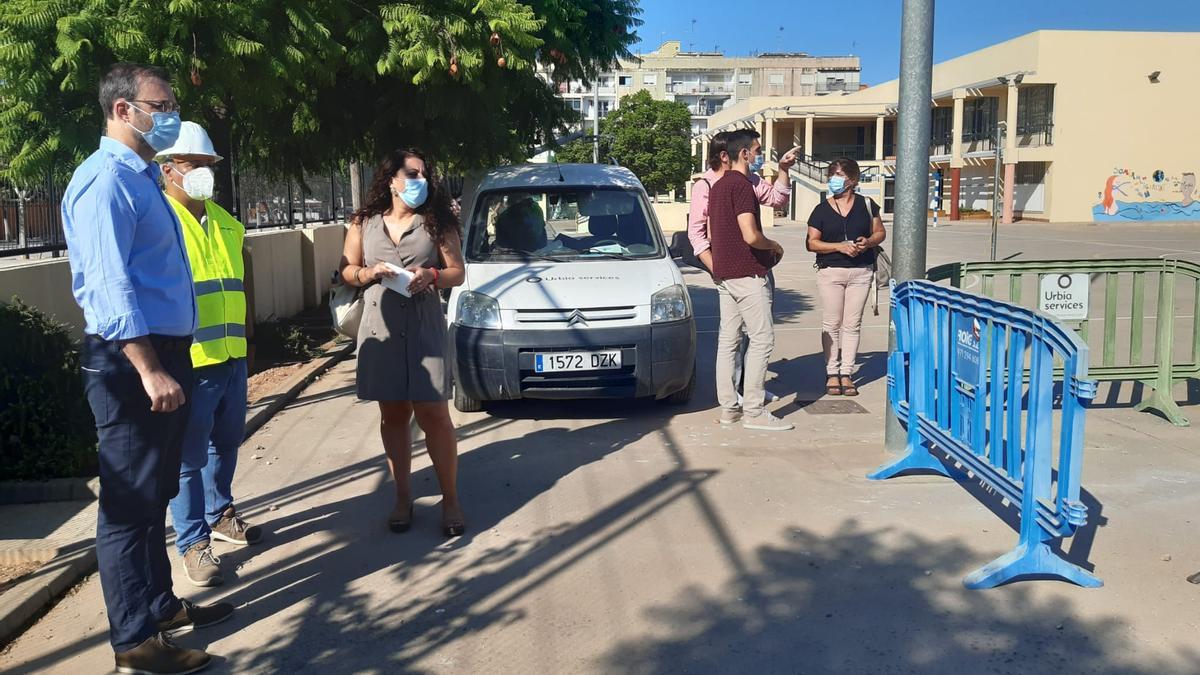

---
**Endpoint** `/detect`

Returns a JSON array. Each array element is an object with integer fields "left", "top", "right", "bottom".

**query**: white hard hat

[{"left": 155, "top": 121, "right": 223, "bottom": 161}]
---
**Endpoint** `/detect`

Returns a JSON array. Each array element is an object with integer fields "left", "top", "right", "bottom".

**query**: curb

[
  {"left": 244, "top": 338, "right": 355, "bottom": 440},
  {"left": 0, "top": 543, "right": 97, "bottom": 647},
  {"left": 0, "top": 342, "right": 351, "bottom": 648},
  {"left": 0, "top": 478, "right": 100, "bottom": 506}
]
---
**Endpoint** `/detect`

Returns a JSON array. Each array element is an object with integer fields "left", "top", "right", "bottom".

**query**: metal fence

[
  {"left": 1, "top": 163, "right": 469, "bottom": 258},
  {"left": 234, "top": 169, "right": 359, "bottom": 230},
  {"left": 1, "top": 175, "right": 68, "bottom": 258}
]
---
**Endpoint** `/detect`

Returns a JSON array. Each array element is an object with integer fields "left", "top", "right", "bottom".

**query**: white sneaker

[
  {"left": 719, "top": 408, "right": 743, "bottom": 425},
  {"left": 742, "top": 412, "right": 794, "bottom": 432}
]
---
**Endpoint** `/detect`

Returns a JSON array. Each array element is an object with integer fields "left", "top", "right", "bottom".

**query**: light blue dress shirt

[{"left": 62, "top": 137, "right": 197, "bottom": 340}]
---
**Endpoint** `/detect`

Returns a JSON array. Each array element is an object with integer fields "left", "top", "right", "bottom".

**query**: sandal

[
  {"left": 442, "top": 505, "right": 466, "bottom": 538},
  {"left": 388, "top": 503, "right": 414, "bottom": 533},
  {"left": 826, "top": 376, "right": 843, "bottom": 397},
  {"left": 840, "top": 376, "right": 859, "bottom": 397}
]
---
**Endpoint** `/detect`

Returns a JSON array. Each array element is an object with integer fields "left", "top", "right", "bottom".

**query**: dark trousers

[{"left": 82, "top": 335, "right": 194, "bottom": 652}]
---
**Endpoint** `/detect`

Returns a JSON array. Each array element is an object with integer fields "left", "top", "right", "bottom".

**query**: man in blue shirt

[{"left": 63, "top": 62, "right": 234, "bottom": 675}]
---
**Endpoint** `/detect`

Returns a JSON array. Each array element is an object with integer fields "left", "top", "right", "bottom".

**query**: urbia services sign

[{"left": 1038, "top": 273, "right": 1089, "bottom": 321}]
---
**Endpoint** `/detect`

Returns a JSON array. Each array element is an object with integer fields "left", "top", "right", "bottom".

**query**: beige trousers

[
  {"left": 816, "top": 266, "right": 874, "bottom": 377},
  {"left": 715, "top": 276, "right": 774, "bottom": 417}
]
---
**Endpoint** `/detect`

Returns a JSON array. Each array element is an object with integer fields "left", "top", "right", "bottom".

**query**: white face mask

[{"left": 174, "top": 166, "right": 215, "bottom": 201}]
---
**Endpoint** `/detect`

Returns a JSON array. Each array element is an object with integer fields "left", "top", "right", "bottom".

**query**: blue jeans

[
  {"left": 169, "top": 357, "right": 247, "bottom": 556},
  {"left": 83, "top": 335, "right": 193, "bottom": 652}
]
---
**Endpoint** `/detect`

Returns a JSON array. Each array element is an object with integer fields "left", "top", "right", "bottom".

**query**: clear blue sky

[{"left": 632, "top": 0, "right": 1200, "bottom": 85}]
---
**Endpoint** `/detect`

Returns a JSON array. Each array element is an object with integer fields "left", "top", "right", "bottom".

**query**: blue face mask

[
  {"left": 828, "top": 175, "right": 849, "bottom": 195},
  {"left": 126, "top": 105, "right": 181, "bottom": 152},
  {"left": 401, "top": 177, "right": 428, "bottom": 209},
  {"left": 749, "top": 152, "right": 765, "bottom": 173}
]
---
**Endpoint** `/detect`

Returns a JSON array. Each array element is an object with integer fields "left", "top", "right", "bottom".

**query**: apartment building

[
  {"left": 697, "top": 30, "right": 1200, "bottom": 224},
  {"left": 552, "top": 41, "right": 861, "bottom": 136}
]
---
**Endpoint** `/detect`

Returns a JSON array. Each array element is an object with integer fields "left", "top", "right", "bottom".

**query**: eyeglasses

[{"left": 129, "top": 99, "right": 180, "bottom": 113}]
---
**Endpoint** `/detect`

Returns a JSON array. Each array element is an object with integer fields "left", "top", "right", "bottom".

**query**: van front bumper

[{"left": 450, "top": 320, "right": 695, "bottom": 401}]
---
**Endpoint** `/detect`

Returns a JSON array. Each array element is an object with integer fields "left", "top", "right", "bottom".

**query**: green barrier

[{"left": 927, "top": 258, "right": 1200, "bottom": 426}]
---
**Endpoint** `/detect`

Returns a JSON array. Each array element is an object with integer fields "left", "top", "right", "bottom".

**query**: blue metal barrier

[{"left": 869, "top": 280, "right": 1102, "bottom": 589}]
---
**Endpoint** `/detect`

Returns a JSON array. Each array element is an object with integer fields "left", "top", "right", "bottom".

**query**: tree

[
  {"left": 0, "top": 0, "right": 642, "bottom": 201},
  {"left": 555, "top": 90, "right": 692, "bottom": 196}
]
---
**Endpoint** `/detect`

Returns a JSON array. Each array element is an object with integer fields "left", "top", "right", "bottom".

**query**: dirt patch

[
  {"left": 247, "top": 362, "right": 307, "bottom": 404},
  {"left": 0, "top": 561, "right": 43, "bottom": 596}
]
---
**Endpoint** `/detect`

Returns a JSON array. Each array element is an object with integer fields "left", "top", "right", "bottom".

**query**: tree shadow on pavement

[
  {"left": 185, "top": 414, "right": 700, "bottom": 673},
  {"left": 599, "top": 520, "right": 1200, "bottom": 675}
]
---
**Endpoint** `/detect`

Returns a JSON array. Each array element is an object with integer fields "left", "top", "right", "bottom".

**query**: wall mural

[{"left": 1093, "top": 168, "right": 1198, "bottom": 221}]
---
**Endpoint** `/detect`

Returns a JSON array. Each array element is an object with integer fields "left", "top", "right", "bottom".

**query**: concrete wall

[
  {"left": 1034, "top": 32, "right": 1200, "bottom": 222},
  {"left": 0, "top": 259, "right": 83, "bottom": 330},
  {"left": 299, "top": 223, "right": 347, "bottom": 309},
  {"left": 245, "top": 229, "right": 305, "bottom": 322},
  {"left": 1, "top": 224, "right": 347, "bottom": 334}
]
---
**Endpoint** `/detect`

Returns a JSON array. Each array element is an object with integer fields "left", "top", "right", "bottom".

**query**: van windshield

[{"left": 466, "top": 187, "right": 665, "bottom": 262}]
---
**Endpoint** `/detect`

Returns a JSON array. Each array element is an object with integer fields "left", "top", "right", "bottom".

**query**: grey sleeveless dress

[{"left": 356, "top": 213, "right": 450, "bottom": 401}]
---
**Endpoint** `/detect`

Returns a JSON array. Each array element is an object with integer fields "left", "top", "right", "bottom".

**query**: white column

[
  {"left": 951, "top": 88, "right": 966, "bottom": 169},
  {"left": 875, "top": 114, "right": 885, "bottom": 161},
  {"left": 804, "top": 114, "right": 815, "bottom": 159}
]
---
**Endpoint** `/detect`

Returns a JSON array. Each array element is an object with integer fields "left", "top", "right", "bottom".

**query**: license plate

[{"left": 534, "top": 350, "right": 622, "bottom": 373}]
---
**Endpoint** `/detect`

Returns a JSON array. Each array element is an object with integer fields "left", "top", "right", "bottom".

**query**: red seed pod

[
  {"left": 497, "top": 56, "right": 507, "bottom": 68},
  {"left": 190, "top": 68, "right": 202, "bottom": 86},
  {"left": 490, "top": 32, "right": 501, "bottom": 47},
  {"left": 449, "top": 62, "right": 460, "bottom": 77}
]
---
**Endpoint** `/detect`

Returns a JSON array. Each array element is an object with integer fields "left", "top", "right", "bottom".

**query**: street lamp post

[
  {"left": 884, "top": 0, "right": 936, "bottom": 455},
  {"left": 990, "top": 120, "right": 1007, "bottom": 261}
]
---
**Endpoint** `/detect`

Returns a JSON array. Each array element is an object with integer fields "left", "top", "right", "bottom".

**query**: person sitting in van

[{"left": 493, "top": 196, "right": 548, "bottom": 252}]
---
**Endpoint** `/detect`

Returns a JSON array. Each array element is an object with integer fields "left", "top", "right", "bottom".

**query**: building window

[
  {"left": 618, "top": 75, "right": 632, "bottom": 86},
  {"left": 737, "top": 73, "right": 752, "bottom": 85},
  {"left": 643, "top": 74, "right": 657, "bottom": 85},
  {"left": 1016, "top": 85, "right": 1054, "bottom": 146},
  {"left": 1015, "top": 161, "right": 1048, "bottom": 185},
  {"left": 963, "top": 97, "right": 999, "bottom": 144},
  {"left": 570, "top": 99, "right": 581, "bottom": 111},
  {"left": 599, "top": 100, "right": 611, "bottom": 117},
  {"left": 768, "top": 73, "right": 785, "bottom": 86},
  {"left": 929, "top": 106, "right": 953, "bottom": 155}
]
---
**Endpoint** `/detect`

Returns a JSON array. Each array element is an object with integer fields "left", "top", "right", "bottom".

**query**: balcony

[
  {"left": 686, "top": 104, "right": 723, "bottom": 117},
  {"left": 667, "top": 82, "right": 735, "bottom": 95},
  {"left": 1016, "top": 121, "right": 1054, "bottom": 148},
  {"left": 929, "top": 132, "right": 953, "bottom": 158},
  {"left": 810, "top": 144, "right": 878, "bottom": 162}
]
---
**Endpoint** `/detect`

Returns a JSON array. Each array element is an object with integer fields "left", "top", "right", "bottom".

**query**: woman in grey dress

[{"left": 339, "top": 149, "right": 467, "bottom": 537}]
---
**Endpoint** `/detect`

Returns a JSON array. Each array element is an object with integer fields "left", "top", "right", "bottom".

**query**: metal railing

[
  {"left": 870, "top": 280, "right": 1101, "bottom": 588},
  {"left": 1, "top": 175, "right": 68, "bottom": 258},
  {"left": 1016, "top": 121, "right": 1054, "bottom": 147},
  {"left": 928, "top": 258, "right": 1200, "bottom": 426}
]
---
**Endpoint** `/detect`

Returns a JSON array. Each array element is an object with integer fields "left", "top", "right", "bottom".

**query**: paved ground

[{"left": 3, "top": 221, "right": 1200, "bottom": 674}]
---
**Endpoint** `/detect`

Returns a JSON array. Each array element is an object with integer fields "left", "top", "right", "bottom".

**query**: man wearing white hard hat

[{"left": 157, "top": 121, "right": 262, "bottom": 589}]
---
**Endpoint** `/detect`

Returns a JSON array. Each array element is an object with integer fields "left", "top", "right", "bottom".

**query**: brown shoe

[
  {"left": 114, "top": 632, "right": 210, "bottom": 674},
  {"left": 210, "top": 505, "right": 263, "bottom": 546},
  {"left": 158, "top": 598, "right": 235, "bottom": 636},
  {"left": 182, "top": 541, "right": 223, "bottom": 588}
]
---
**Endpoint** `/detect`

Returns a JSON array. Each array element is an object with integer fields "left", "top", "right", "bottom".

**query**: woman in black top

[{"left": 805, "top": 158, "right": 887, "bottom": 396}]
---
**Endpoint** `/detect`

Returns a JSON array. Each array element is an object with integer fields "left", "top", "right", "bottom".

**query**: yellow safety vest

[{"left": 168, "top": 195, "right": 247, "bottom": 368}]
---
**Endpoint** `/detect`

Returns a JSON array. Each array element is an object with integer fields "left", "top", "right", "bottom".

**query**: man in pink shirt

[
  {"left": 688, "top": 133, "right": 798, "bottom": 272},
  {"left": 688, "top": 132, "right": 798, "bottom": 405}
]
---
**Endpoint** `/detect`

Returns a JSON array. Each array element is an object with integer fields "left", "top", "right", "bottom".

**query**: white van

[{"left": 446, "top": 164, "right": 696, "bottom": 412}]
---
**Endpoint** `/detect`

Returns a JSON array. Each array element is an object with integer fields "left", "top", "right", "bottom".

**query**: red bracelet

[{"left": 430, "top": 267, "right": 439, "bottom": 287}]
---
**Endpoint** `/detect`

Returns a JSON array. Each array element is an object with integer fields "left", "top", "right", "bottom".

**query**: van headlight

[
  {"left": 651, "top": 284, "right": 691, "bottom": 324},
  {"left": 457, "top": 291, "right": 501, "bottom": 329}
]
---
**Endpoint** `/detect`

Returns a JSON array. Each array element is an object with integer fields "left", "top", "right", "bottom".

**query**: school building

[{"left": 695, "top": 30, "right": 1200, "bottom": 224}]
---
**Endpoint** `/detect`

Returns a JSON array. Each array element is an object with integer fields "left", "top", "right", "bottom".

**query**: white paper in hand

[{"left": 379, "top": 262, "right": 416, "bottom": 297}]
